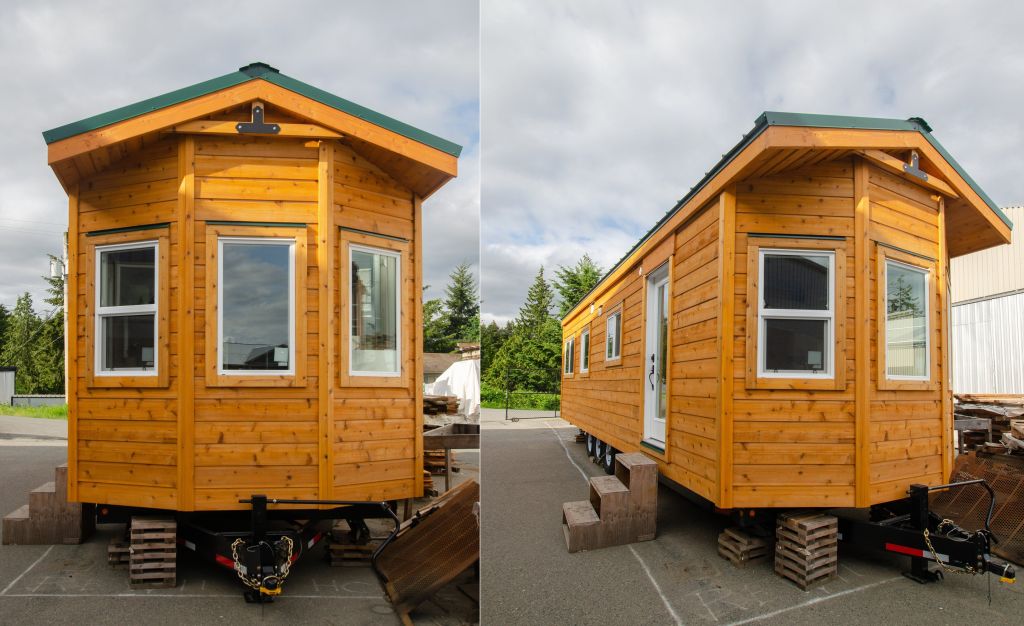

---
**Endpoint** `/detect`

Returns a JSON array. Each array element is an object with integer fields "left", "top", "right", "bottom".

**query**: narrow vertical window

[
  {"left": 757, "top": 249, "right": 835, "bottom": 377},
  {"left": 351, "top": 245, "right": 401, "bottom": 376},
  {"left": 606, "top": 311, "right": 621, "bottom": 360},
  {"left": 219, "top": 238, "right": 295, "bottom": 374},
  {"left": 95, "top": 242, "right": 157, "bottom": 375},
  {"left": 564, "top": 337, "right": 575, "bottom": 375},
  {"left": 885, "top": 260, "right": 929, "bottom": 380},
  {"left": 580, "top": 328, "right": 590, "bottom": 373}
]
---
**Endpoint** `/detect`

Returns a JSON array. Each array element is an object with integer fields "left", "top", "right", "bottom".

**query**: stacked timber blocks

[
  {"left": 327, "top": 520, "right": 379, "bottom": 567},
  {"left": 129, "top": 517, "right": 177, "bottom": 589},
  {"left": 562, "top": 452, "right": 657, "bottom": 552},
  {"left": 2, "top": 464, "right": 94, "bottom": 545},
  {"left": 774, "top": 511, "right": 838, "bottom": 590},
  {"left": 108, "top": 535, "right": 130, "bottom": 568},
  {"left": 718, "top": 527, "right": 770, "bottom": 568}
]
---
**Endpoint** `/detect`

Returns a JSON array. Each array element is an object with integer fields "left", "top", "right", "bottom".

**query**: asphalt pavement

[
  {"left": 480, "top": 408, "right": 1024, "bottom": 625},
  {"left": 0, "top": 414, "right": 478, "bottom": 625}
]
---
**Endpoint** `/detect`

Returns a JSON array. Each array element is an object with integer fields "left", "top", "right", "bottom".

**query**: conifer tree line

[
  {"left": 0, "top": 255, "right": 66, "bottom": 396},
  {"left": 423, "top": 262, "right": 481, "bottom": 353},
  {"left": 481, "top": 254, "right": 602, "bottom": 398}
]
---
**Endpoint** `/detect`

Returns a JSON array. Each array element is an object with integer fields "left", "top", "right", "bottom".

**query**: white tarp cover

[{"left": 425, "top": 359, "right": 480, "bottom": 417}]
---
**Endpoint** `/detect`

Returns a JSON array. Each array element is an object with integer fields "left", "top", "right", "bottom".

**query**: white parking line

[
  {"left": 545, "top": 423, "right": 682, "bottom": 625},
  {"left": 0, "top": 593, "right": 382, "bottom": 599},
  {"left": 722, "top": 576, "right": 902, "bottom": 626},
  {"left": 1, "top": 545, "right": 54, "bottom": 596}
]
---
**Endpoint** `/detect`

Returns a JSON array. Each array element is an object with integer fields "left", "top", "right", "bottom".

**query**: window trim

[
  {"left": 94, "top": 240, "right": 159, "bottom": 378},
  {"left": 563, "top": 336, "right": 575, "bottom": 377},
  {"left": 745, "top": 237, "right": 847, "bottom": 391},
  {"left": 204, "top": 224, "right": 307, "bottom": 388},
  {"left": 877, "top": 246, "right": 937, "bottom": 391},
  {"left": 605, "top": 305, "right": 623, "bottom": 364},
  {"left": 217, "top": 236, "right": 297, "bottom": 377},
  {"left": 348, "top": 242, "right": 402, "bottom": 379},
  {"left": 85, "top": 228, "right": 170, "bottom": 388},
  {"left": 338, "top": 228, "right": 411, "bottom": 389},
  {"left": 579, "top": 327, "right": 590, "bottom": 374}
]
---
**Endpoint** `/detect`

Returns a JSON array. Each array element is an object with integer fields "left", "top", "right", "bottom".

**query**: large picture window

[
  {"left": 95, "top": 242, "right": 158, "bottom": 375},
  {"left": 606, "top": 310, "right": 622, "bottom": 361},
  {"left": 350, "top": 244, "right": 401, "bottom": 376},
  {"left": 884, "top": 259, "right": 930, "bottom": 380},
  {"left": 218, "top": 238, "right": 295, "bottom": 375}
]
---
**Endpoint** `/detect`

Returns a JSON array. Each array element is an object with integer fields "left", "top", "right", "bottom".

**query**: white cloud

[
  {"left": 481, "top": 0, "right": 1024, "bottom": 322},
  {"left": 0, "top": 0, "right": 479, "bottom": 312}
]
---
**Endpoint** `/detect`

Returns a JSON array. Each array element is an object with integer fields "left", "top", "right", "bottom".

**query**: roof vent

[{"left": 239, "top": 62, "right": 280, "bottom": 77}]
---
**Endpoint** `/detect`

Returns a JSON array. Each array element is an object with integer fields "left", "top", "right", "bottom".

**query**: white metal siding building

[{"left": 950, "top": 206, "right": 1023, "bottom": 394}]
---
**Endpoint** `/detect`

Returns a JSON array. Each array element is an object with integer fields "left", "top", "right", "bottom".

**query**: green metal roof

[
  {"left": 564, "top": 111, "right": 1012, "bottom": 321},
  {"left": 42, "top": 62, "right": 462, "bottom": 158}
]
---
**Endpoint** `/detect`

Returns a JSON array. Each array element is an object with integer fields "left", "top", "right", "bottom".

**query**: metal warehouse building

[{"left": 951, "top": 205, "right": 1024, "bottom": 394}]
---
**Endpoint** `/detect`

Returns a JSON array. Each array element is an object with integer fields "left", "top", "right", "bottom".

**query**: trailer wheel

[
  {"left": 585, "top": 433, "right": 596, "bottom": 457},
  {"left": 602, "top": 446, "right": 616, "bottom": 474},
  {"left": 594, "top": 440, "right": 606, "bottom": 465}
]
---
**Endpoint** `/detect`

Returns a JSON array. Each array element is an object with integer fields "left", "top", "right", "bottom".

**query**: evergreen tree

[
  {"left": 552, "top": 254, "right": 603, "bottom": 318},
  {"left": 887, "top": 275, "right": 922, "bottom": 315},
  {"left": 1, "top": 293, "right": 41, "bottom": 393},
  {"left": 480, "top": 320, "right": 511, "bottom": 374},
  {"left": 443, "top": 262, "right": 479, "bottom": 342},
  {"left": 516, "top": 267, "right": 555, "bottom": 330},
  {"left": 423, "top": 298, "right": 456, "bottom": 353},
  {"left": 33, "top": 256, "right": 66, "bottom": 393},
  {"left": 0, "top": 303, "right": 9, "bottom": 356}
]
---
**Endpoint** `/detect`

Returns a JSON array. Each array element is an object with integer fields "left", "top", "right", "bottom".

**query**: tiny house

[
  {"left": 561, "top": 112, "right": 1012, "bottom": 510},
  {"left": 45, "top": 63, "right": 460, "bottom": 511}
]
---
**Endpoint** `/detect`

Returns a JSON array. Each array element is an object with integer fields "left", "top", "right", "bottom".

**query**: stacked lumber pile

[
  {"left": 129, "top": 517, "right": 176, "bottom": 589},
  {"left": 424, "top": 395, "right": 459, "bottom": 415},
  {"left": 774, "top": 511, "right": 838, "bottom": 590},
  {"left": 956, "top": 395, "right": 1024, "bottom": 448},
  {"left": 718, "top": 527, "right": 770, "bottom": 568},
  {"left": 424, "top": 450, "right": 458, "bottom": 475},
  {"left": 423, "top": 470, "right": 437, "bottom": 497}
]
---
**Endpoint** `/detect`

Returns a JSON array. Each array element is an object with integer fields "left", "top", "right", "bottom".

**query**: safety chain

[
  {"left": 230, "top": 536, "right": 296, "bottom": 590},
  {"left": 922, "top": 518, "right": 978, "bottom": 576}
]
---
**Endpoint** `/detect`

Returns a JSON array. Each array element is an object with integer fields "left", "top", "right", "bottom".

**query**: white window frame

[
  {"left": 606, "top": 311, "right": 622, "bottom": 361},
  {"left": 217, "top": 237, "right": 296, "bottom": 377},
  {"left": 349, "top": 243, "right": 402, "bottom": 378},
  {"left": 757, "top": 248, "right": 835, "bottom": 379},
  {"left": 94, "top": 240, "right": 159, "bottom": 377},
  {"left": 580, "top": 328, "right": 590, "bottom": 373},
  {"left": 564, "top": 336, "right": 575, "bottom": 375},
  {"left": 884, "top": 259, "right": 931, "bottom": 382}
]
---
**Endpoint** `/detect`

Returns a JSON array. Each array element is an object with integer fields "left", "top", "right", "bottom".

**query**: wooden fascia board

[
  {"left": 47, "top": 78, "right": 457, "bottom": 180},
  {"left": 766, "top": 126, "right": 1010, "bottom": 245}
]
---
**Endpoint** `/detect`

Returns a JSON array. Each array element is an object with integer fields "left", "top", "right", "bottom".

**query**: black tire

[
  {"left": 593, "top": 440, "right": 606, "bottom": 465},
  {"left": 602, "top": 446, "right": 616, "bottom": 474},
  {"left": 585, "top": 433, "right": 596, "bottom": 457}
]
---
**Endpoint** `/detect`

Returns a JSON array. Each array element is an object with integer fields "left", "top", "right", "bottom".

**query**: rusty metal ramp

[
  {"left": 931, "top": 451, "right": 1024, "bottom": 566},
  {"left": 373, "top": 479, "right": 480, "bottom": 623}
]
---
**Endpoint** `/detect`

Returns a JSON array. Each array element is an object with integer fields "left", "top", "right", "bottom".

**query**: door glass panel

[{"left": 656, "top": 281, "right": 668, "bottom": 422}]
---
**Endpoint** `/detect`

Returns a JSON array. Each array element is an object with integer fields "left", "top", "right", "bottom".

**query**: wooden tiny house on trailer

[
  {"left": 46, "top": 62, "right": 460, "bottom": 512},
  {"left": 561, "top": 112, "right": 1012, "bottom": 510}
]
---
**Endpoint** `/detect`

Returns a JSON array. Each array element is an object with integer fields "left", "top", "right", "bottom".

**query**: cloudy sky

[
  {"left": 0, "top": 0, "right": 479, "bottom": 313},
  {"left": 481, "top": 1, "right": 1024, "bottom": 324}
]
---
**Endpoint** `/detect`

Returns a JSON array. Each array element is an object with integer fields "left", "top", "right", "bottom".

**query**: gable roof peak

[{"left": 239, "top": 62, "right": 280, "bottom": 77}]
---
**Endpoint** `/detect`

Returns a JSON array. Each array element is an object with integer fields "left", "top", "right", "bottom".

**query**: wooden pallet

[
  {"left": 717, "top": 527, "right": 770, "bottom": 568},
  {"left": 328, "top": 541, "right": 377, "bottom": 567},
  {"left": 108, "top": 536, "right": 130, "bottom": 569},
  {"left": 774, "top": 511, "right": 837, "bottom": 590},
  {"left": 129, "top": 517, "right": 176, "bottom": 589},
  {"left": 574, "top": 430, "right": 586, "bottom": 444}
]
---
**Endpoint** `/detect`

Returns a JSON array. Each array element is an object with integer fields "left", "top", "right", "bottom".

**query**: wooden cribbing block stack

[
  {"left": 129, "top": 517, "right": 177, "bottom": 589},
  {"left": 562, "top": 452, "right": 658, "bottom": 552},
  {"left": 574, "top": 430, "right": 586, "bottom": 444},
  {"left": 108, "top": 535, "right": 130, "bottom": 568},
  {"left": 2, "top": 463, "right": 94, "bottom": 545},
  {"left": 774, "top": 511, "right": 838, "bottom": 590},
  {"left": 327, "top": 520, "right": 380, "bottom": 567},
  {"left": 718, "top": 527, "right": 770, "bottom": 568}
]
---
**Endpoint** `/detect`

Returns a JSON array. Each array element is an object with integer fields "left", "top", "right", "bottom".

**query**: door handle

[{"left": 648, "top": 354, "right": 656, "bottom": 390}]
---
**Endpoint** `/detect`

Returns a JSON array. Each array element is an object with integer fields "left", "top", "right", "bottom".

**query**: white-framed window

[
  {"left": 884, "top": 259, "right": 930, "bottom": 380},
  {"left": 580, "top": 328, "right": 590, "bottom": 373},
  {"left": 606, "top": 311, "right": 622, "bottom": 361},
  {"left": 564, "top": 336, "right": 575, "bottom": 375},
  {"left": 218, "top": 237, "right": 295, "bottom": 375},
  {"left": 350, "top": 244, "right": 401, "bottom": 377},
  {"left": 95, "top": 241, "right": 158, "bottom": 376},
  {"left": 757, "top": 248, "right": 835, "bottom": 378}
]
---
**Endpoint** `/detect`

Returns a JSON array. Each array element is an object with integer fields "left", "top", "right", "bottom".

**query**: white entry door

[{"left": 643, "top": 265, "right": 669, "bottom": 447}]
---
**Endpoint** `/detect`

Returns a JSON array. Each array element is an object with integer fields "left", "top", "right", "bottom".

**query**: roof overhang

[
  {"left": 563, "top": 112, "right": 1012, "bottom": 323},
  {"left": 43, "top": 63, "right": 460, "bottom": 199}
]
